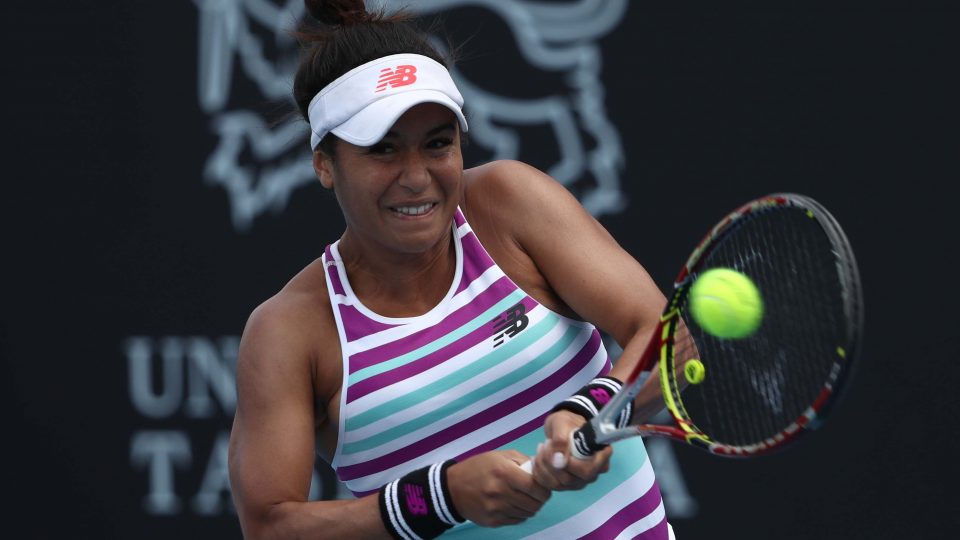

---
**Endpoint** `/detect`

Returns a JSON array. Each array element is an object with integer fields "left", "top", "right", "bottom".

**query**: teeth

[{"left": 393, "top": 203, "right": 433, "bottom": 216}]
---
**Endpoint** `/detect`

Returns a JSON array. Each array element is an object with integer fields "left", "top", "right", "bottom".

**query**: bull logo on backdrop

[{"left": 193, "top": 0, "right": 629, "bottom": 231}]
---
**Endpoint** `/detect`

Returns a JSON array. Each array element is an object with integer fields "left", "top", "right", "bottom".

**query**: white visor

[{"left": 307, "top": 53, "right": 468, "bottom": 149}]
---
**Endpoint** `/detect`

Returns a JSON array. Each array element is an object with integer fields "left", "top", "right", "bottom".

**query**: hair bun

[{"left": 306, "top": 0, "right": 372, "bottom": 26}]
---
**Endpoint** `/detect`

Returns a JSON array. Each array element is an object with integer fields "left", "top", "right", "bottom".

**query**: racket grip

[{"left": 570, "top": 420, "right": 607, "bottom": 459}]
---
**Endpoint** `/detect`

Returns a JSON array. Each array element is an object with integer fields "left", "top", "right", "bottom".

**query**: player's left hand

[{"left": 530, "top": 410, "right": 612, "bottom": 491}]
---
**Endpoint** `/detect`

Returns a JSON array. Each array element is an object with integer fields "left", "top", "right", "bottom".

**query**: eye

[
  {"left": 427, "top": 136, "right": 454, "bottom": 150},
  {"left": 366, "top": 142, "right": 395, "bottom": 155}
]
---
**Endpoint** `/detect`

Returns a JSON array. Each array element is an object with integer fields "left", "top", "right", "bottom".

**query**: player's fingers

[
  {"left": 503, "top": 491, "right": 547, "bottom": 516},
  {"left": 548, "top": 422, "right": 574, "bottom": 454},
  {"left": 503, "top": 449, "right": 531, "bottom": 466},
  {"left": 540, "top": 440, "right": 593, "bottom": 489},
  {"left": 487, "top": 514, "right": 526, "bottom": 527},
  {"left": 515, "top": 470, "right": 552, "bottom": 503},
  {"left": 531, "top": 443, "right": 566, "bottom": 489},
  {"left": 565, "top": 445, "right": 613, "bottom": 483},
  {"left": 538, "top": 462, "right": 585, "bottom": 491},
  {"left": 504, "top": 451, "right": 552, "bottom": 503}
]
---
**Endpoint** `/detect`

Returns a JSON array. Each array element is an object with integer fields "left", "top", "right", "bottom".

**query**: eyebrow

[{"left": 381, "top": 121, "right": 456, "bottom": 140}]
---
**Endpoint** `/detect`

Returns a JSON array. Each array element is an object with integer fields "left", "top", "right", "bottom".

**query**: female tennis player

[{"left": 227, "top": 1, "right": 673, "bottom": 538}]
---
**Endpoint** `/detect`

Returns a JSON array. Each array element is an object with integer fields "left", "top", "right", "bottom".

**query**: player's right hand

[
  {"left": 446, "top": 450, "right": 551, "bottom": 527},
  {"left": 531, "top": 410, "right": 613, "bottom": 491}
]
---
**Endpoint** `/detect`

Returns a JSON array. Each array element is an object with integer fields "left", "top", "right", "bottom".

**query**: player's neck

[{"left": 338, "top": 231, "right": 456, "bottom": 317}]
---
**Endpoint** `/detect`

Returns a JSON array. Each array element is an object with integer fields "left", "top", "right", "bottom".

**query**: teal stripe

[
  {"left": 348, "top": 290, "right": 527, "bottom": 385},
  {"left": 443, "top": 432, "right": 651, "bottom": 539},
  {"left": 343, "top": 317, "right": 576, "bottom": 453}
]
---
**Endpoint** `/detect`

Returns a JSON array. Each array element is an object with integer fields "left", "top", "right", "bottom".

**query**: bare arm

[
  {"left": 229, "top": 297, "right": 390, "bottom": 540},
  {"left": 470, "top": 161, "right": 666, "bottom": 406},
  {"left": 229, "top": 283, "right": 551, "bottom": 537},
  {"left": 466, "top": 161, "right": 666, "bottom": 487}
]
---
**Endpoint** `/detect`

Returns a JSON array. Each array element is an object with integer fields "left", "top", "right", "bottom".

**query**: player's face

[{"left": 316, "top": 103, "right": 464, "bottom": 257}]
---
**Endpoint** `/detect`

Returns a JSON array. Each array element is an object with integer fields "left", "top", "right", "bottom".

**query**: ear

[{"left": 313, "top": 150, "right": 334, "bottom": 189}]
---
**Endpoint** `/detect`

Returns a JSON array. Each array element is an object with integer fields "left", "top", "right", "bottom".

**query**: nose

[{"left": 397, "top": 152, "right": 431, "bottom": 193}]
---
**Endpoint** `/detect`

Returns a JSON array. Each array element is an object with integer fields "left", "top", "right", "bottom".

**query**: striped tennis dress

[{"left": 322, "top": 208, "right": 669, "bottom": 539}]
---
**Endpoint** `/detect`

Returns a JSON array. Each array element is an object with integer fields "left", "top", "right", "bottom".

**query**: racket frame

[{"left": 573, "top": 193, "right": 863, "bottom": 458}]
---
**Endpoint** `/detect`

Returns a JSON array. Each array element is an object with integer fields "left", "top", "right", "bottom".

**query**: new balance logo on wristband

[
  {"left": 552, "top": 376, "right": 633, "bottom": 428},
  {"left": 376, "top": 65, "right": 418, "bottom": 92},
  {"left": 491, "top": 302, "right": 529, "bottom": 347},
  {"left": 404, "top": 484, "right": 428, "bottom": 516},
  {"left": 590, "top": 387, "right": 612, "bottom": 405},
  {"left": 379, "top": 460, "right": 464, "bottom": 540}
]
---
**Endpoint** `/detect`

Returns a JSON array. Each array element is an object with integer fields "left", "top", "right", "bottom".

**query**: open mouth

[{"left": 390, "top": 202, "right": 437, "bottom": 216}]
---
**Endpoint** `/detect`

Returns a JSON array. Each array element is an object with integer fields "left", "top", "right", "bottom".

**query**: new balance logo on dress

[
  {"left": 376, "top": 65, "right": 418, "bottom": 92},
  {"left": 492, "top": 303, "right": 529, "bottom": 347}
]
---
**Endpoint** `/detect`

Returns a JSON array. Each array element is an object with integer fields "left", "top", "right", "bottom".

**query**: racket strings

[{"left": 673, "top": 205, "right": 850, "bottom": 448}]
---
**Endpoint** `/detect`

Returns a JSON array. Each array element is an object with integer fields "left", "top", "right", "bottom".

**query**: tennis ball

[
  {"left": 684, "top": 359, "right": 706, "bottom": 384},
  {"left": 689, "top": 268, "right": 763, "bottom": 339}
]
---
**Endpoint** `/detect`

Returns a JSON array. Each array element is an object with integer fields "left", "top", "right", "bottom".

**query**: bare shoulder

[
  {"left": 237, "top": 259, "right": 340, "bottom": 405},
  {"left": 463, "top": 159, "right": 601, "bottom": 249},
  {"left": 463, "top": 160, "right": 586, "bottom": 229},
  {"left": 463, "top": 159, "right": 560, "bottom": 206},
  {"left": 243, "top": 262, "right": 330, "bottom": 351},
  {"left": 461, "top": 160, "right": 590, "bottom": 318}
]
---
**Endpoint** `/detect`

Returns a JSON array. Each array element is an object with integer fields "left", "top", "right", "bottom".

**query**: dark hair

[{"left": 293, "top": 0, "right": 453, "bottom": 156}]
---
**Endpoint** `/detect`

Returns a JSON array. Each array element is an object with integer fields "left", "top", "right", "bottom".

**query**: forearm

[
  {"left": 607, "top": 319, "right": 698, "bottom": 424},
  {"left": 607, "top": 326, "right": 664, "bottom": 424},
  {"left": 239, "top": 495, "right": 390, "bottom": 540}
]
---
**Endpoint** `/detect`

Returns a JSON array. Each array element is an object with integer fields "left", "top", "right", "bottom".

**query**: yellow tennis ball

[
  {"left": 689, "top": 268, "right": 764, "bottom": 339},
  {"left": 684, "top": 359, "right": 706, "bottom": 384}
]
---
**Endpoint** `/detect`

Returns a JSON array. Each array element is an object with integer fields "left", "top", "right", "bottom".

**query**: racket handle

[{"left": 570, "top": 420, "right": 607, "bottom": 459}]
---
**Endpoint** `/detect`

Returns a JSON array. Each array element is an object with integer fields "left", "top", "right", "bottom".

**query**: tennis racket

[{"left": 524, "top": 192, "right": 863, "bottom": 469}]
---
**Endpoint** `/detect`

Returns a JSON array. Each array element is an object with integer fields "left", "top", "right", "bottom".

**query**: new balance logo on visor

[
  {"left": 492, "top": 303, "right": 529, "bottom": 347},
  {"left": 376, "top": 65, "right": 418, "bottom": 92}
]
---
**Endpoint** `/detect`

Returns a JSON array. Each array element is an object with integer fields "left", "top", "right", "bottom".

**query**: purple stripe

[
  {"left": 345, "top": 417, "right": 548, "bottom": 499},
  {"left": 338, "top": 304, "right": 401, "bottom": 342},
  {"left": 579, "top": 481, "right": 666, "bottom": 540},
  {"left": 347, "top": 295, "right": 539, "bottom": 403},
  {"left": 456, "top": 414, "right": 546, "bottom": 461},
  {"left": 454, "top": 208, "right": 466, "bottom": 227},
  {"left": 349, "top": 486, "right": 377, "bottom": 498},
  {"left": 348, "top": 275, "right": 517, "bottom": 372},
  {"left": 455, "top": 231, "right": 496, "bottom": 295},
  {"left": 324, "top": 245, "right": 346, "bottom": 296},
  {"left": 337, "top": 331, "right": 603, "bottom": 481}
]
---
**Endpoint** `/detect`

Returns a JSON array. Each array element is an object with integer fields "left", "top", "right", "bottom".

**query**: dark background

[{"left": 4, "top": 1, "right": 958, "bottom": 539}]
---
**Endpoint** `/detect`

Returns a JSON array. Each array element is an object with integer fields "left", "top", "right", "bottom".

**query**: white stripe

[
  {"left": 567, "top": 395, "right": 599, "bottom": 417},
  {"left": 344, "top": 304, "right": 554, "bottom": 420},
  {"left": 618, "top": 403, "right": 633, "bottom": 428},
  {"left": 523, "top": 457, "right": 658, "bottom": 540},
  {"left": 344, "top": 346, "right": 607, "bottom": 493},
  {"left": 592, "top": 377, "right": 623, "bottom": 394},
  {"left": 385, "top": 480, "right": 421, "bottom": 540},
  {"left": 340, "top": 322, "right": 590, "bottom": 465},
  {"left": 323, "top": 250, "right": 355, "bottom": 475},
  {"left": 340, "top": 321, "right": 588, "bottom": 463},
  {"left": 612, "top": 501, "right": 667, "bottom": 540},
  {"left": 428, "top": 463, "right": 458, "bottom": 526}
]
